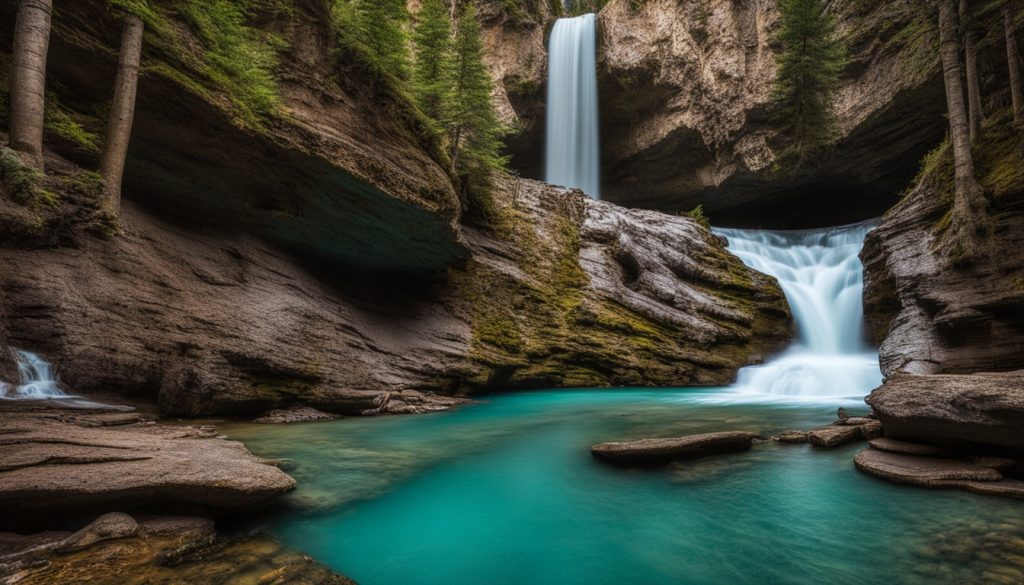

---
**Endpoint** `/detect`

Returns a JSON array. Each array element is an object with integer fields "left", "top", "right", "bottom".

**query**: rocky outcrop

[
  {"left": 0, "top": 160, "right": 790, "bottom": 416},
  {"left": 861, "top": 138, "right": 1024, "bottom": 377},
  {"left": 806, "top": 420, "right": 882, "bottom": 448},
  {"left": 866, "top": 372, "right": 1024, "bottom": 451},
  {"left": 492, "top": 0, "right": 947, "bottom": 227},
  {"left": 0, "top": 513, "right": 356, "bottom": 584},
  {"left": 0, "top": 405, "right": 296, "bottom": 513},
  {"left": 0, "top": 1, "right": 791, "bottom": 415},
  {"left": 854, "top": 447, "right": 1024, "bottom": 501},
  {"left": 591, "top": 431, "right": 759, "bottom": 465},
  {"left": 0, "top": 0, "right": 465, "bottom": 275}
]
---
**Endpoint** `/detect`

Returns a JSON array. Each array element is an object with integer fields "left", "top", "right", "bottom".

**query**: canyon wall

[
  {"left": 488, "top": 0, "right": 948, "bottom": 227},
  {"left": 0, "top": 0, "right": 791, "bottom": 416}
]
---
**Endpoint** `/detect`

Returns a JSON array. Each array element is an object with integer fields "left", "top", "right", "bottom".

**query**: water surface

[{"left": 227, "top": 389, "right": 1024, "bottom": 585}]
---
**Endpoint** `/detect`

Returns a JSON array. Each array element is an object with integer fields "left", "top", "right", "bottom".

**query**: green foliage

[
  {"left": 683, "top": 204, "right": 711, "bottom": 230},
  {"left": 771, "top": 0, "right": 846, "bottom": 168},
  {"left": 445, "top": 3, "right": 509, "bottom": 218},
  {"left": 411, "top": 0, "right": 452, "bottom": 127},
  {"left": 340, "top": 0, "right": 411, "bottom": 81},
  {"left": 563, "top": 0, "right": 612, "bottom": 15},
  {"left": 181, "top": 0, "right": 285, "bottom": 122},
  {"left": 44, "top": 93, "right": 101, "bottom": 154},
  {"left": 0, "top": 147, "right": 57, "bottom": 208}
]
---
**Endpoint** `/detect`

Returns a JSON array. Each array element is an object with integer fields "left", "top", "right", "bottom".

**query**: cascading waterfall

[
  {"left": 0, "top": 349, "right": 71, "bottom": 400},
  {"left": 714, "top": 222, "right": 883, "bottom": 402},
  {"left": 545, "top": 14, "right": 600, "bottom": 199}
]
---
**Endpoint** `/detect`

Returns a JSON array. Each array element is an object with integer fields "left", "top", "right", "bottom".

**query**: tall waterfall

[
  {"left": 715, "top": 222, "right": 883, "bottom": 402},
  {"left": 0, "top": 349, "right": 70, "bottom": 400},
  {"left": 546, "top": 14, "right": 600, "bottom": 199}
]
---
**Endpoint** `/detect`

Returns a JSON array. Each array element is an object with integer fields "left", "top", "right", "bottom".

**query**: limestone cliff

[
  {"left": 0, "top": 0, "right": 791, "bottom": 416},
  {"left": 861, "top": 111, "right": 1024, "bottom": 378},
  {"left": 490, "top": 0, "right": 947, "bottom": 227}
]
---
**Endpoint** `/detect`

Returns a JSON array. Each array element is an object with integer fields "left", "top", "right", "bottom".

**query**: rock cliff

[
  {"left": 489, "top": 0, "right": 947, "bottom": 227},
  {"left": 0, "top": 0, "right": 791, "bottom": 416}
]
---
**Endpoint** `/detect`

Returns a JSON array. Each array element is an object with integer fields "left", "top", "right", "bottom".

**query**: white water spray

[
  {"left": 546, "top": 14, "right": 600, "bottom": 199},
  {"left": 1, "top": 349, "right": 71, "bottom": 400},
  {"left": 714, "top": 222, "right": 883, "bottom": 402}
]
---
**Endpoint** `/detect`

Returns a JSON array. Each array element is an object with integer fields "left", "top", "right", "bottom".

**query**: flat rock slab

[
  {"left": 591, "top": 431, "right": 759, "bottom": 466},
  {"left": 854, "top": 448, "right": 1002, "bottom": 484},
  {"left": 868, "top": 437, "right": 951, "bottom": 457},
  {"left": 254, "top": 406, "right": 339, "bottom": 424},
  {"left": 855, "top": 448, "right": 1024, "bottom": 501},
  {"left": 807, "top": 420, "right": 881, "bottom": 448},
  {"left": 0, "top": 408, "right": 295, "bottom": 511}
]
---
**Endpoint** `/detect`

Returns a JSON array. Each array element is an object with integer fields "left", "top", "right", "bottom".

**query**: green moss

[
  {"left": 44, "top": 93, "right": 102, "bottom": 153},
  {"left": 0, "top": 147, "right": 58, "bottom": 208}
]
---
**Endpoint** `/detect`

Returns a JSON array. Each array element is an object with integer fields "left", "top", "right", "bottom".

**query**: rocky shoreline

[{"left": 0, "top": 400, "right": 356, "bottom": 584}]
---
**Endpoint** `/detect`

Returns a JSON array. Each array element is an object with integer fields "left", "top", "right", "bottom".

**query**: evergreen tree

[
  {"left": 771, "top": 0, "right": 845, "bottom": 167},
  {"left": 411, "top": 0, "right": 452, "bottom": 125},
  {"left": 445, "top": 3, "right": 507, "bottom": 214},
  {"left": 351, "top": 0, "right": 410, "bottom": 79}
]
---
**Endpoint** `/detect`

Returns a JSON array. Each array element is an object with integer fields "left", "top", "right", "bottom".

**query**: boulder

[
  {"left": 866, "top": 372, "right": 1024, "bottom": 450},
  {"left": 0, "top": 407, "right": 295, "bottom": 512},
  {"left": 807, "top": 425, "right": 864, "bottom": 448},
  {"left": 591, "top": 431, "right": 759, "bottom": 466},
  {"left": 773, "top": 431, "right": 810, "bottom": 444}
]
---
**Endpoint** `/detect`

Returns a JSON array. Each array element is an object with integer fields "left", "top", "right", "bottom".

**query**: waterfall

[
  {"left": 714, "top": 222, "right": 883, "bottom": 402},
  {"left": 1, "top": 349, "right": 71, "bottom": 400},
  {"left": 546, "top": 14, "right": 600, "bottom": 199}
]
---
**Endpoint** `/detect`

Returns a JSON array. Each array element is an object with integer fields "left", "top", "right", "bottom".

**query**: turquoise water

[{"left": 226, "top": 389, "right": 1024, "bottom": 585}]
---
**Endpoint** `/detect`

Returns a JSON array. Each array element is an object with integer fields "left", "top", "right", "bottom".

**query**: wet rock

[
  {"left": 868, "top": 438, "right": 951, "bottom": 457},
  {"left": 807, "top": 425, "right": 864, "bottom": 448},
  {"left": 773, "top": 431, "right": 810, "bottom": 444},
  {"left": 866, "top": 372, "right": 1024, "bottom": 450},
  {"left": 0, "top": 407, "right": 295, "bottom": 512},
  {"left": 254, "top": 406, "right": 340, "bottom": 424},
  {"left": 591, "top": 431, "right": 759, "bottom": 466},
  {"left": 855, "top": 448, "right": 1003, "bottom": 484},
  {"left": 0, "top": 515, "right": 355, "bottom": 585}
]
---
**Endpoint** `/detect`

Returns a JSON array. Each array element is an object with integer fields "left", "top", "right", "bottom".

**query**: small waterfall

[
  {"left": 546, "top": 14, "right": 600, "bottom": 199},
  {"left": 714, "top": 222, "right": 883, "bottom": 402},
  {"left": 1, "top": 349, "right": 71, "bottom": 400}
]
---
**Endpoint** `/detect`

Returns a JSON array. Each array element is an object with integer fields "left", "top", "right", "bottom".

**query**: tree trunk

[
  {"left": 1007, "top": 3, "right": 1024, "bottom": 126},
  {"left": 7, "top": 0, "right": 53, "bottom": 170},
  {"left": 961, "top": 0, "right": 983, "bottom": 141},
  {"left": 940, "top": 0, "right": 988, "bottom": 260},
  {"left": 99, "top": 14, "right": 144, "bottom": 219}
]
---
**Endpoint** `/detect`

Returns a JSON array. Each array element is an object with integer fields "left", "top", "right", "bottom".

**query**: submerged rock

[
  {"left": 254, "top": 406, "right": 340, "bottom": 424},
  {"left": 0, "top": 514, "right": 355, "bottom": 585},
  {"left": 0, "top": 407, "right": 295, "bottom": 512},
  {"left": 866, "top": 372, "right": 1024, "bottom": 450},
  {"left": 591, "top": 431, "right": 759, "bottom": 466}
]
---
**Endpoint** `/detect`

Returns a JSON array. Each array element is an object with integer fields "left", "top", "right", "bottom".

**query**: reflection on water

[{"left": 225, "top": 389, "right": 1024, "bottom": 585}]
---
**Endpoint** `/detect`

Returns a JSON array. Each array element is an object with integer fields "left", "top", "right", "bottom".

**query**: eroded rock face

[
  {"left": 0, "top": 0, "right": 791, "bottom": 416},
  {"left": 491, "top": 0, "right": 946, "bottom": 226},
  {"left": 865, "top": 372, "right": 1024, "bottom": 451}
]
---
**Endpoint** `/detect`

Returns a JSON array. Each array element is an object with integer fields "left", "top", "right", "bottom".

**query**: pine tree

[
  {"left": 411, "top": 0, "right": 452, "bottom": 126},
  {"left": 445, "top": 3, "right": 506, "bottom": 215},
  {"left": 771, "top": 0, "right": 845, "bottom": 167},
  {"left": 351, "top": 0, "right": 410, "bottom": 79}
]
